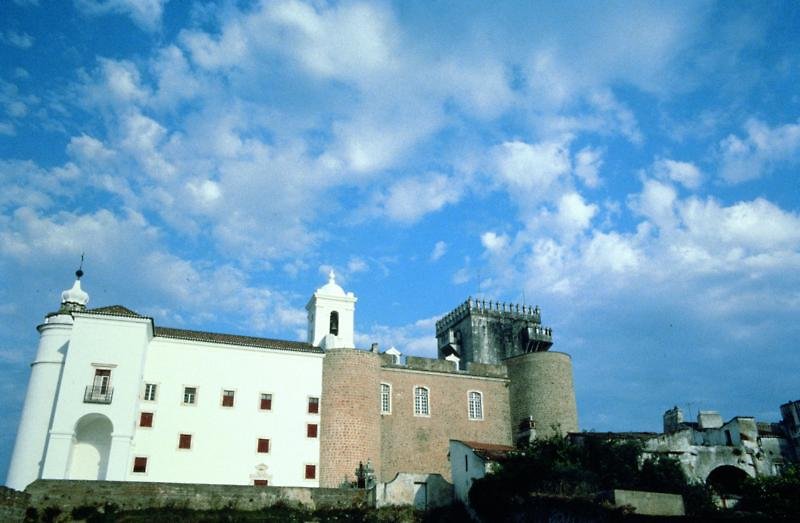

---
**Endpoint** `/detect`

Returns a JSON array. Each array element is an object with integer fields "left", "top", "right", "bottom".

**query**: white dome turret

[
  {"left": 59, "top": 269, "right": 89, "bottom": 313},
  {"left": 316, "top": 270, "right": 348, "bottom": 297}
]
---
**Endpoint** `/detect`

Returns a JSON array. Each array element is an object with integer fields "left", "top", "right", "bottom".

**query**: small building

[{"left": 448, "top": 440, "right": 514, "bottom": 505}]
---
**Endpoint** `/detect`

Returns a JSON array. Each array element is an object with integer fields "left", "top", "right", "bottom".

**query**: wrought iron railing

[{"left": 84, "top": 385, "right": 113, "bottom": 404}]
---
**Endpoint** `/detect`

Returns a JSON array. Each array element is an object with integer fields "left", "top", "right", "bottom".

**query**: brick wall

[
  {"left": 319, "top": 348, "right": 382, "bottom": 488},
  {"left": 379, "top": 367, "right": 512, "bottom": 482}
]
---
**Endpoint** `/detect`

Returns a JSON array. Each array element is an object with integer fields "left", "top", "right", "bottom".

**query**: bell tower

[{"left": 306, "top": 270, "right": 357, "bottom": 349}]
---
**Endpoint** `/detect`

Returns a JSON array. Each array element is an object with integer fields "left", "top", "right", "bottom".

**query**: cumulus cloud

[
  {"left": 492, "top": 139, "right": 572, "bottom": 195},
  {"left": 718, "top": 118, "right": 800, "bottom": 183},
  {"left": 574, "top": 146, "right": 604, "bottom": 188}
]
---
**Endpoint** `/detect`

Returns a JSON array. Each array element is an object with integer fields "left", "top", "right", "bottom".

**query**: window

[
  {"left": 139, "top": 412, "right": 153, "bottom": 428},
  {"left": 380, "top": 383, "right": 391, "bottom": 414},
  {"left": 183, "top": 387, "right": 197, "bottom": 405},
  {"left": 93, "top": 368, "right": 111, "bottom": 394},
  {"left": 329, "top": 311, "right": 339, "bottom": 335},
  {"left": 222, "top": 389, "right": 235, "bottom": 407},
  {"left": 414, "top": 386, "right": 430, "bottom": 416},
  {"left": 143, "top": 383, "right": 157, "bottom": 401},
  {"left": 468, "top": 391, "right": 484, "bottom": 420},
  {"left": 132, "top": 457, "right": 147, "bottom": 473},
  {"left": 260, "top": 393, "right": 272, "bottom": 411},
  {"left": 308, "top": 397, "right": 319, "bottom": 414},
  {"left": 305, "top": 464, "right": 316, "bottom": 480},
  {"left": 257, "top": 438, "right": 270, "bottom": 453},
  {"left": 307, "top": 423, "right": 318, "bottom": 438},
  {"left": 178, "top": 434, "right": 192, "bottom": 449},
  {"left": 253, "top": 479, "right": 268, "bottom": 486}
]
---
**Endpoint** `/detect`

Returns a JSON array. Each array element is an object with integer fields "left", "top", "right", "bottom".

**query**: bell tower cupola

[{"left": 306, "top": 270, "right": 357, "bottom": 349}]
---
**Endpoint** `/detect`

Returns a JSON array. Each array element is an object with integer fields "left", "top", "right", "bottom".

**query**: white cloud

[
  {"left": 582, "top": 231, "right": 642, "bottom": 274},
  {"left": 574, "top": 146, "right": 604, "bottom": 188},
  {"left": 347, "top": 257, "right": 368, "bottom": 274},
  {"left": 67, "top": 134, "right": 116, "bottom": 165},
  {"left": 719, "top": 118, "right": 800, "bottom": 183},
  {"left": 430, "top": 241, "right": 447, "bottom": 262},
  {"left": 653, "top": 158, "right": 703, "bottom": 190},
  {"left": 356, "top": 315, "right": 440, "bottom": 357},
  {"left": 555, "top": 192, "right": 598, "bottom": 236},
  {"left": 481, "top": 232, "right": 510, "bottom": 253},
  {"left": 378, "top": 174, "right": 463, "bottom": 224},
  {"left": 75, "top": 0, "right": 167, "bottom": 31},
  {"left": 492, "top": 139, "right": 572, "bottom": 195},
  {"left": 1, "top": 30, "right": 34, "bottom": 49}
]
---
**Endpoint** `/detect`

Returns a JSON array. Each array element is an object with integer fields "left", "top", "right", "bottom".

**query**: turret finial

[{"left": 76, "top": 253, "right": 85, "bottom": 279}]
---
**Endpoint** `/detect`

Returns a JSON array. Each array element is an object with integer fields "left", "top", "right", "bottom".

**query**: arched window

[
  {"left": 329, "top": 311, "right": 339, "bottom": 335},
  {"left": 468, "top": 391, "right": 483, "bottom": 420},
  {"left": 414, "top": 386, "right": 430, "bottom": 416},
  {"left": 380, "top": 383, "right": 392, "bottom": 414}
]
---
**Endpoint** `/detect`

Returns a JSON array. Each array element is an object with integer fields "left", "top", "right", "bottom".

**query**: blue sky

[{"left": 2, "top": 0, "right": 799, "bottom": 480}]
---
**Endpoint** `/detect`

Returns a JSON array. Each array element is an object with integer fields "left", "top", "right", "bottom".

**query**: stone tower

[{"left": 436, "top": 297, "right": 577, "bottom": 439}]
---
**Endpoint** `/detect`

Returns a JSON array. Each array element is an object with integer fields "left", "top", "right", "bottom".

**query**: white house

[
  {"left": 449, "top": 440, "right": 514, "bottom": 505},
  {"left": 5, "top": 270, "right": 356, "bottom": 491}
]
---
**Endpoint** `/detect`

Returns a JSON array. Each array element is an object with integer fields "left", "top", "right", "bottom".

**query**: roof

[
  {"left": 456, "top": 440, "right": 516, "bottom": 462},
  {"left": 154, "top": 326, "right": 322, "bottom": 354},
  {"left": 85, "top": 305, "right": 321, "bottom": 354},
  {"left": 86, "top": 305, "right": 148, "bottom": 318}
]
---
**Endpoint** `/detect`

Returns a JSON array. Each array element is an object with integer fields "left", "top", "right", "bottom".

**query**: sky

[{"left": 1, "top": 0, "right": 799, "bottom": 480}]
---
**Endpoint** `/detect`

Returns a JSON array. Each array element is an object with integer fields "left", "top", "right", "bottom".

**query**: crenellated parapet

[{"left": 435, "top": 297, "right": 548, "bottom": 336}]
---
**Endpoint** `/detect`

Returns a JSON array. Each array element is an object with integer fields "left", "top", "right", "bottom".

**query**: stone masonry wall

[
  {"left": 23, "top": 479, "right": 369, "bottom": 517},
  {"left": 379, "top": 367, "right": 512, "bottom": 482},
  {"left": 506, "top": 351, "right": 578, "bottom": 438},
  {"left": 320, "top": 348, "right": 382, "bottom": 488}
]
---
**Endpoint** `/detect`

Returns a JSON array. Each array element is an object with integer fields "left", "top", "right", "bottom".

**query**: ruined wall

[
  {"left": 506, "top": 351, "right": 578, "bottom": 438},
  {"left": 379, "top": 367, "right": 511, "bottom": 482},
  {"left": 319, "top": 349, "right": 382, "bottom": 488}
]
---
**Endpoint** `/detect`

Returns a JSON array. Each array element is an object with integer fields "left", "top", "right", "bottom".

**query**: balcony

[{"left": 84, "top": 385, "right": 114, "bottom": 404}]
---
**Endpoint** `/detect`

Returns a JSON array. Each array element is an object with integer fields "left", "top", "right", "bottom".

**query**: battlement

[{"left": 435, "top": 297, "right": 545, "bottom": 335}]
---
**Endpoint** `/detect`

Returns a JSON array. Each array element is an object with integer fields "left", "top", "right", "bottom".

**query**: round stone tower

[
  {"left": 319, "top": 348, "right": 382, "bottom": 487},
  {"left": 6, "top": 270, "right": 89, "bottom": 490},
  {"left": 506, "top": 351, "right": 578, "bottom": 439}
]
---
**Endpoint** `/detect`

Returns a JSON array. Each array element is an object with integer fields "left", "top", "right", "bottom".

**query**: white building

[{"left": 6, "top": 270, "right": 355, "bottom": 491}]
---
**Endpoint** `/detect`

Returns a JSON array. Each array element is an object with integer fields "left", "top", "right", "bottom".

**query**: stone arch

[
  {"left": 706, "top": 465, "right": 749, "bottom": 495},
  {"left": 68, "top": 413, "right": 113, "bottom": 480}
]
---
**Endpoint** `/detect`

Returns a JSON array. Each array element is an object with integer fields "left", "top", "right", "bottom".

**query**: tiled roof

[
  {"left": 154, "top": 326, "right": 322, "bottom": 354},
  {"left": 458, "top": 440, "right": 516, "bottom": 462},
  {"left": 85, "top": 305, "right": 148, "bottom": 318}
]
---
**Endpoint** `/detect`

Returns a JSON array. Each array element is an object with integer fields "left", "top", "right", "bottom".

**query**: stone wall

[
  {"left": 611, "top": 489, "right": 685, "bottom": 516},
  {"left": 506, "top": 351, "right": 578, "bottom": 438},
  {"left": 379, "top": 367, "right": 512, "bottom": 482},
  {"left": 375, "top": 473, "right": 453, "bottom": 509},
  {"left": 320, "top": 348, "right": 382, "bottom": 487},
  {"left": 24, "top": 479, "right": 370, "bottom": 515}
]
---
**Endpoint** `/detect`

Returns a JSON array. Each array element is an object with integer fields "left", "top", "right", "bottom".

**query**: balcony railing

[{"left": 84, "top": 385, "right": 113, "bottom": 404}]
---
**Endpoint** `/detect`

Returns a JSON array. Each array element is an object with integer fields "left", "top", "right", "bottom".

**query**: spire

[{"left": 59, "top": 259, "right": 90, "bottom": 313}]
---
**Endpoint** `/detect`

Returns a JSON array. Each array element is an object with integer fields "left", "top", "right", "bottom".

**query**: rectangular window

[
  {"left": 143, "top": 383, "right": 157, "bottom": 401},
  {"left": 468, "top": 391, "right": 484, "bottom": 420},
  {"left": 132, "top": 457, "right": 147, "bottom": 473},
  {"left": 307, "top": 423, "right": 318, "bottom": 438},
  {"left": 183, "top": 387, "right": 197, "bottom": 405},
  {"left": 308, "top": 397, "right": 319, "bottom": 414},
  {"left": 222, "top": 389, "right": 235, "bottom": 407},
  {"left": 414, "top": 386, "right": 430, "bottom": 416},
  {"left": 178, "top": 433, "right": 192, "bottom": 449},
  {"left": 257, "top": 438, "right": 270, "bottom": 453},
  {"left": 93, "top": 368, "right": 111, "bottom": 394},
  {"left": 260, "top": 393, "right": 272, "bottom": 411},
  {"left": 139, "top": 412, "right": 153, "bottom": 428},
  {"left": 305, "top": 464, "right": 316, "bottom": 480},
  {"left": 380, "top": 383, "right": 391, "bottom": 414},
  {"left": 253, "top": 479, "right": 268, "bottom": 486}
]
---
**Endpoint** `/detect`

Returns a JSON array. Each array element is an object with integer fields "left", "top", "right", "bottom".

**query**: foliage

[
  {"left": 469, "top": 435, "right": 717, "bottom": 519},
  {"left": 736, "top": 465, "right": 800, "bottom": 518}
]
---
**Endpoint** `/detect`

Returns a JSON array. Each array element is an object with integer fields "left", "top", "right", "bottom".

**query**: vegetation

[
  {"left": 469, "top": 435, "right": 717, "bottom": 520},
  {"left": 736, "top": 465, "right": 800, "bottom": 519}
]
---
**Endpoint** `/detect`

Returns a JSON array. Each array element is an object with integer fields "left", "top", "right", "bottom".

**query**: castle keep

[{"left": 6, "top": 270, "right": 578, "bottom": 491}]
